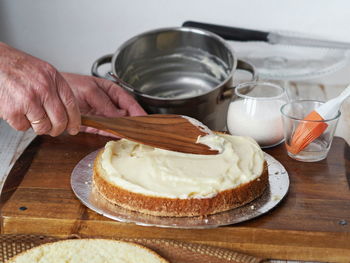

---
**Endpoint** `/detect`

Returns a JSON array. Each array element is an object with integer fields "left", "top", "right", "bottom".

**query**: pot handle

[
  {"left": 91, "top": 55, "right": 143, "bottom": 95},
  {"left": 221, "top": 59, "right": 257, "bottom": 100},
  {"left": 91, "top": 54, "right": 113, "bottom": 78},
  {"left": 236, "top": 59, "right": 257, "bottom": 81}
]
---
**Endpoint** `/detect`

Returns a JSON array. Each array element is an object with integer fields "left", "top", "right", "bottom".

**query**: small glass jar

[
  {"left": 281, "top": 100, "right": 340, "bottom": 162},
  {"left": 227, "top": 81, "right": 288, "bottom": 148}
]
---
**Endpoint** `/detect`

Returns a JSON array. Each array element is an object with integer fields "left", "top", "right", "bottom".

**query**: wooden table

[{"left": 1, "top": 133, "right": 349, "bottom": 262}]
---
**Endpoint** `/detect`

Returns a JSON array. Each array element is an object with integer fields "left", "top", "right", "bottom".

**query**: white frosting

[
  {"left": 100, "top": 133, "right": 264, "bottom": 199},
  {"left": 180, "top": 115, "right": 223, "bottom": 152},
  {"left": 196, "top": 134, "right": 225, "bottom": 153}
]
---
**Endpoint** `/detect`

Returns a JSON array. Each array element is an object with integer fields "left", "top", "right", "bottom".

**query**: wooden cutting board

[{"left": 1, "top": 133, "right": 349, "bottom": 262}]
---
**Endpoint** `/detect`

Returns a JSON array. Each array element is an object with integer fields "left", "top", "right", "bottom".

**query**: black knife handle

[{"left": 182, "top": 21, "right": 269, "bottom": 42}]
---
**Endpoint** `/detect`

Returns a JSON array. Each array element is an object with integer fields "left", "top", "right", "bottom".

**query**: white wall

[{"left": 1, "top": 0, "right": 350, "bottom": 83}]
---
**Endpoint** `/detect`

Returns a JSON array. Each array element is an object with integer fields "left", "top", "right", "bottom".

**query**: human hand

[
  {"left": 61, "top": 73, "right": 146, "bottom": 137},
  {"left": 0, "top": 43, "right": 80, "bottom": 136}
]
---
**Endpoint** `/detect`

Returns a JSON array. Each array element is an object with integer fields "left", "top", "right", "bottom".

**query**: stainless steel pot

[{"left": 92, "top": 27, "right": 256, "bottom": 130}]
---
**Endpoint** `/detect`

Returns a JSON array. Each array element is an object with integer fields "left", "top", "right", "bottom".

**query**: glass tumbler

[
  {"left": 281, "top": 100, "right": 340, "bottom": 162},
  {"left": 227, "top": 81, "right": 288, "bottom": 148}
]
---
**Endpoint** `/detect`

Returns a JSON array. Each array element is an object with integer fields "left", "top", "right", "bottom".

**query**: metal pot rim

[{"left": 110, "top": 26, "right": 237, "bottom": 101}]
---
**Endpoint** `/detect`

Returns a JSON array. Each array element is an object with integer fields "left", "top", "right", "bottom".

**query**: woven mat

[{"left": 0, "top": 234, "right": 265, "bottom": 263}]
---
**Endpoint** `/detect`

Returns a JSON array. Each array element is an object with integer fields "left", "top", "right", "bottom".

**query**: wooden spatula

[{"left": 81, "top": 114, "right": 219, "bottom": 155}]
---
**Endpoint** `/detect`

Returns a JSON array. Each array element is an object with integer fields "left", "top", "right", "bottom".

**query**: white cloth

[{"left": 0, "top": 120, "right": 36, "bottom": 194}]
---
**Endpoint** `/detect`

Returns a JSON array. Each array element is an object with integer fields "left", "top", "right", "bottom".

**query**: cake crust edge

[{"left": 93, "top": 149, "right": 268, "bottom": 217}]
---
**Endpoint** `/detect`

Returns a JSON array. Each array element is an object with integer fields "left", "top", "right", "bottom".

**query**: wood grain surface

[
  {"left": 0, "top": 133, "right": 349, "bottom": 262},
  {"left": 81, "top": 115, "right": 218, "bottom": 155}
]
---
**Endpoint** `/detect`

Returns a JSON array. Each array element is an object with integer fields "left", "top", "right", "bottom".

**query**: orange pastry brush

[{"left": 288, "top": 85, "right": 350, "bottom": 155}]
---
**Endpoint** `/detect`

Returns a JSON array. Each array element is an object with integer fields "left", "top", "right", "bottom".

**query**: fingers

[
  {"left": 61, "top": 73, "right": 145, "bottom": 119},
  {"left": 25, "top": 105, "right": 51, "bottom": 135},
  {"left": 23, "top": 70, "right": 80, "bottom": 136},
  {"left": 97, "top": 78, "right": 147, "bottom": 116},
  {"left": 24, "top": 86, "right": 66, "bottom": 136},
  {"left": 84, "top": 85, "right": 127, "bottom": 118},
  {"left": 80, "top": 126, "right": 120, "bottom": 139},
  {"left": 54, "top": 72, "right": 80, "bottom": 135},
  {"left": 124, "top": 98, "right": 147, "bottom": 116},
  {"left": 6, "top": 114, "right": 31, "bottom": 131}
]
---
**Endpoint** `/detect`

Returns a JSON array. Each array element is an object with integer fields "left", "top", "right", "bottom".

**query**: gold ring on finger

[{"left": 31, "top": 114, "right": 48, "bottom": 125}]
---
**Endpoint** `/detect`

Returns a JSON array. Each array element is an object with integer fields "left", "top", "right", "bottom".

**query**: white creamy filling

[
  {"left": 100, "top": 133, "right": 264, "bottom": 199},
  {"left": 181, "top": 115, "right": 224, "bottom": 153},
  {"left": 196, "top": 133, "right": 226, "bottom": 153}
]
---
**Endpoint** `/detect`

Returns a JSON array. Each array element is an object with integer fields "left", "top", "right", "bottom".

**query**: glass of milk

[{"left": 227, "top": 82, "right": 288, "bottom": 148}]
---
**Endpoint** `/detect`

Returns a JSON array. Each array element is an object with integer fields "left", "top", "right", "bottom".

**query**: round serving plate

[{"left": 71, "top": 150, "right": 289, "bottom": 229}]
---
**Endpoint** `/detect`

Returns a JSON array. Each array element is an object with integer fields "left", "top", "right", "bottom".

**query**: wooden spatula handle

[{"left": 81, "top": 115, "right": 119, "bottom": 134}]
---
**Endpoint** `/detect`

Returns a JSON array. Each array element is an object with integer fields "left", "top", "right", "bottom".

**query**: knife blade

[{"left": 182, "top": 21, "right": 350, "bottom": 50}]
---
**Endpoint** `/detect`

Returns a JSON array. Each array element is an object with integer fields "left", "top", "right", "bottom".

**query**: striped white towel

[{"left": 0, "top": 120, "right": 36, "bottom": 194}]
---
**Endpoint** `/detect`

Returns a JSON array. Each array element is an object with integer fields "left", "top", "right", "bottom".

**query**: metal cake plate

[{"left": 71, "top": 150, "right": 289, "bottom": 229}]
